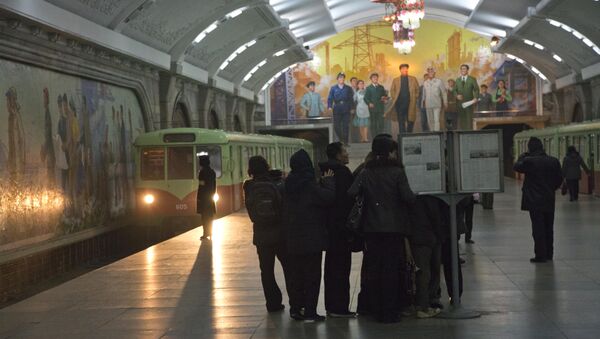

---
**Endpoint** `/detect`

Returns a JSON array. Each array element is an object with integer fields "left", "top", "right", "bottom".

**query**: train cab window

[
  {"left": 141, "top": 147, "right": 165, "bottom": 180},
  {"left": 168, "top": 147, "right": 194, "bottom": 180},
  {"left": 196, "top": 146, "right": 222, "bottom": 178}
]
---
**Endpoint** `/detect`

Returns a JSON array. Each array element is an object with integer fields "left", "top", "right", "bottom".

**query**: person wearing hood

[
  {"left": 319, "top": 142, "right": 356, "bottom": 318},
  {"left": 284, "top": 149, "right": 336, "bottom": 322},
  {"left": 562, "top": 146, "right": 590, "bottom": 202},
  {"left": 514, "top": 137, "right": 563, "bottom": 263},
  {"left": 348, "top": 134, "right": 416, "bottom": 323}
]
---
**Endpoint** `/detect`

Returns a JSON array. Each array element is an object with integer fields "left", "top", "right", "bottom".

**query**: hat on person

[{"left": 372, "top": 134, "right": 396, "bottom": 156}]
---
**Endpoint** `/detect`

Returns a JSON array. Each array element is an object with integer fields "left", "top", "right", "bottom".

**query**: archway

[
  {"left": 233, "top": 115, "right": 243, "bottom": 132},
  {"left": 572, "top": 102, "right": 584, "bottom": 123},
  {"left": 172, "top": 102, "right": 191, "bottom": 127},
  {"left": 209, "top": 109, "right": 220, "bottom": 129}
]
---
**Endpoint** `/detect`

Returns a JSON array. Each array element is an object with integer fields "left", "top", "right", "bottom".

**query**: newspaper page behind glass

[
  {"left": 401, "top": 134, "right": 444, "bottom": 194},
  {"left": 458, "top": 132, "right": 501, "bottom": 191}
]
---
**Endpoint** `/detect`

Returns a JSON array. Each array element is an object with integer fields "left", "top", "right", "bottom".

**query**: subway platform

[{"left": 1, "top": 179, "right": 600, "bottom": 339}]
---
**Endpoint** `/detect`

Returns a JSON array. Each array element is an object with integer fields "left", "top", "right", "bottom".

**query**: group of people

[
  {"left": 301, "top": 63, "right": 514, "bottom": 145},
  {"left": 231, "top": 135, "right": 475, "bottom": 323}
]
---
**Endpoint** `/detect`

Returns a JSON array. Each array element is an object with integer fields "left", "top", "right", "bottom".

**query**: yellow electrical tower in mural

[{"left": 332, "top": 23, "right": 391, "bottom": 74}]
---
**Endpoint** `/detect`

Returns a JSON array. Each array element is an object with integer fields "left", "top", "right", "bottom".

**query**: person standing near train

[
  {"left": 514, "top": 137, "right": 563, "bottom": 263},
  {"left": 562, "top": 146, "right": 590, "bottom": 202},
  {"left": 197, "top": 155, "right": 216, "bottom": 240}
]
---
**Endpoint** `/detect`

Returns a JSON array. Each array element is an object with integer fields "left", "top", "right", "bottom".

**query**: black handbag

[{"left": 346, "top": 192, "right": 365, "bottom": 252}]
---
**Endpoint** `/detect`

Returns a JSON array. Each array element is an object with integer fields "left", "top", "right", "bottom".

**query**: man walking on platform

[
  {"left": 386, "top": 64, "right": 419, "bottom": 134},
  {"left": 328, "top": 73, "right": 354, "bottom": 145},
  {"left": 514, "top": 137, "right": 563, "bottom": 263},
  {"left": 364, "top": 73, "right": 387, "bottom": 138},
  {"left": 454, "top": 64, "right": 479, "bottom": 130}
]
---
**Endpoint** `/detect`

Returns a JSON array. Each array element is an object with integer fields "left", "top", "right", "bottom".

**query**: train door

[{"left": 231, "top": 144, "right": 242, "bottom": 211}]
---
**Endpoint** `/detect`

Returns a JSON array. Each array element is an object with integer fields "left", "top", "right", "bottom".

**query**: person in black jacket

[
  {"left": 514, "top": 137, "right": 563, "bottom": 263},
  {"left": 284, "top": 149, "right": 335, "bottom": 322},
  {"left": 243, "top": 156, "right": 289, "bottom": 313},
  {"left": 348, "top": 134, "right": 416, "bottom": 323},
  {"left": 562, "top": 146, "right": 590, "bottom": 202},
  {"left": 319, "top": 142, "right": 356, "bottom": 318},
  {"left": 409, "top": 195, "right": 444, "bottom": 318},
  {"left": 197, "top": 155, "right": 216, "bottom": 240}
]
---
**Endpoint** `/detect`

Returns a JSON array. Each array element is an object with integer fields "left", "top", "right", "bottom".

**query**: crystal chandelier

[
  {"left": 392, "top": 20, "right": 415, "bottom": 54},
  {"left": 375, "top": 0, "right": 423, "bottom": 54}
]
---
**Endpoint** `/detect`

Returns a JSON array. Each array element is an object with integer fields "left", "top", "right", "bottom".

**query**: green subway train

[
  {"left": 513, "top": 121, "right": 599, "bottom": 195},
  {"left": 133, "top": 128, "right": 313, "bottom": 225}
]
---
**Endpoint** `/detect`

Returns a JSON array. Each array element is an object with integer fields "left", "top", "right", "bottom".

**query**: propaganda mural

[
  {"left": 271, "top": 20, "right": 537, "bottom": 129},
  {"left": 0, "top": 59, "right": 145, "bottom": 249}
]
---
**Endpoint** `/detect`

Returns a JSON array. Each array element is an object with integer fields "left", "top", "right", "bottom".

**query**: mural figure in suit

[
  {"left": 385, "top": 64, "right": 420, "bottom": 134},
  {"left": 453, "top": 64, "right": 479, "bottom": 131}
]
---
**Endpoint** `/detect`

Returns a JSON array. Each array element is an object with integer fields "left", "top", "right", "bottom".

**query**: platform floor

[{"left": 1, "top": 179, "right": 600, "bottom": 339}]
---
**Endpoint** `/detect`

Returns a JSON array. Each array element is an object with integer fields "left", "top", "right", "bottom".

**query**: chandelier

[
  {"left": 374, "top": 0, "right": 424, "bottom": 54},
  {"left": 392, "top": 21, "right": 415, "bottom": 54}
]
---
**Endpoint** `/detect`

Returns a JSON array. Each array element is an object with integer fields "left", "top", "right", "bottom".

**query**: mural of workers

[{"left": 0, "top": 58, "right": 145, "bottom": 248}]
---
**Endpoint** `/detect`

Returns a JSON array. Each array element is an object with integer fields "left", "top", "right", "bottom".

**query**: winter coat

[
  {"left": 197, "top": 167, "right": 216, "bottom": 215},
  {"left": 513, "top": 151, "right": 563, "bottom": 212},
  {"left": 409, "top": 195, "right": 444, "bottom": 247},
  {"left": 562, "top": 152, "right": 589, "bottom": 180},
  {"left": 243, "top": 171, "right": 285, "bottom": 247},
  {"left": 348, "top": 158, "right": 416, "bottom": 234},
  {"left": 319, "top": 159, "right": 354, "bottom": 247},
  {"left": 385, "top": 75, "right": 420, "bottom": 122},
  {"left": 284, "top": 150, "right": 336, "bottom": 254}
]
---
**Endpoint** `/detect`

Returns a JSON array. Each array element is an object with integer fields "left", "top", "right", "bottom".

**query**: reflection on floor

[{"left": 1, "top": 179, "right": 600, "bottom": 338}]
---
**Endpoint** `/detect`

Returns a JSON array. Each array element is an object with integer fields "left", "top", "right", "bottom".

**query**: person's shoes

[
  {"left": 459, "top": 257, "right": 466, "bottom": 264},
  {"left": 327, "top": 311, "right": 356, "bottom": 318},
  {"left": 379, "top": 314, "right": 401, "bottom": 323},
  {"left": 430, "top": 302, "right": 444, "bottom": 310},
  {"left": 267, "top": 304, "right": 285, "bottom": 313},
  {"left": 401, "top": 306, "right": 416, "bottom": 317},
  {"left": 466, "top": 239, "right": 475, "bottom": 244},
  {"left": 303, "top": 314, "right": 326, "bottom": 322},
  {"left": 416, "top": 307, "right": 441, "bottom": 319},
  {"left": 290, "top": 311, "right": 304, "bottom": 321},
  {"left": 530, "top": 257, "right": 547, "bottom": 263}
]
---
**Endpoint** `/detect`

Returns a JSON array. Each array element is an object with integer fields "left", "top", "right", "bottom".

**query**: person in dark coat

[
  {"left": 562, "top": 146, "right": 590, "bottom": 202},
  {"left": 348, "top": 134, "right": 416, "bottom": 323},
  {"left": 284, "top": 149, "right": 335, "bottom": 322},
  {"left": 243, "top": 156, "right": 290, "bottom": 312},
  {"left": 319, "top": 142, "right": 356, "bottom": 318},
  {"left": 409, "top": 195, "right": 444, "bottom": 318},
  {"left": 197, "top": 155, "right": 216, "bottom": 240},
  {"left": 514, "top": 137, "right": 563, "bottom": 263}
]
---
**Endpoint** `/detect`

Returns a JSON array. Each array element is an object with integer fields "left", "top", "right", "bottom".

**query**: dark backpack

[{"left": 245, "top": 181, "right": 282, "bottom": 225}]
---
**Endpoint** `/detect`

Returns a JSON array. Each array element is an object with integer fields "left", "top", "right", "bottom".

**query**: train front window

[
  {"left": 168, "top": 147, "right": 194, "bottom": 180},
  {"left": 141, "top": 147, "right": 165, "bottom": 180},
  {"left": 196, "top": 146, "right": 222, "bottom": 178}
]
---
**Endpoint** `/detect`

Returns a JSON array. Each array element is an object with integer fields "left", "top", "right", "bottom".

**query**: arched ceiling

[{"left": 0, "top": 0, "right": 598, "bottom": 99}]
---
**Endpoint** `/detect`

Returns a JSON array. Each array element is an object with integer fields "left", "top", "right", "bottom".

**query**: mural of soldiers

[
  {"left": 5, "top": 87, "right": 26, "bottom": 182},
  {"left": 81, "top": 96, "right": 94, "bottom": 203},
  {"left": 454, "top": 64, "right": 479, "bottom": 130}
]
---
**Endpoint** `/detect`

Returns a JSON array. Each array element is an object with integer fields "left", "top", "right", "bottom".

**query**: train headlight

[
  {"left": 213, "top": 193, "right": 219, "bottom": 203},
  {"left": 143, "top": 194, "right": 155, "bottom": 205}
]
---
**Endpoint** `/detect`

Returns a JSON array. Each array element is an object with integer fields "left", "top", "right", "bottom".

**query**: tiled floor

[{"left": 1, "top": 179, "right": 600, "bottom": 338}]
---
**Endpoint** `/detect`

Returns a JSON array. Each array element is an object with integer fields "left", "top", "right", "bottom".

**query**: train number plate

[{"left": 175, "top": 203, "right": 188, "bottom": 210}]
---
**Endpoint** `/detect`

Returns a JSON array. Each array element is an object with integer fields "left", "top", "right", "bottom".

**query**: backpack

[{"left": 245, "top": 180, "right": 282, "bottom": 225}]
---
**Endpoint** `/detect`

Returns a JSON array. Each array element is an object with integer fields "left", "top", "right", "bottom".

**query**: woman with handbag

[{"left": 348, "top": 134, "right": 416, "bottom": 323}]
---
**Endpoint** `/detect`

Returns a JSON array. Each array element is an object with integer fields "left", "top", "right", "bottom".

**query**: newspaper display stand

[{"left": 399, "top": 130, "right": 504, "bottom": 319}]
